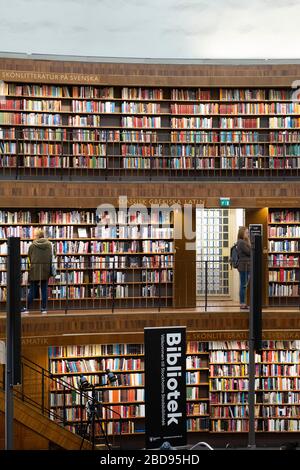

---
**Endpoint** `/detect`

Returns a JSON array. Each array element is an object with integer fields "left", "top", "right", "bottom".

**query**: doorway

[{"left": 196, "top": 208, "right": 244, "bottom": 304}]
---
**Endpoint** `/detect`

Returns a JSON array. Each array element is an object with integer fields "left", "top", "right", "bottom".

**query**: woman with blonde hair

[{"left": 237, "top": 226, "right": 251, "bottom": 310}]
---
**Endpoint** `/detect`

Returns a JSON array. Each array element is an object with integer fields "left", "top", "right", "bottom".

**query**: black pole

[
  {"left": 204, "top": 260, "right": 208, "bottom": 312},
  {"left": 248, "top": 230, "right": 262, "bottom": 448},
  {"left": 5, "top": 237, "right": 21, "bottom": 450}
]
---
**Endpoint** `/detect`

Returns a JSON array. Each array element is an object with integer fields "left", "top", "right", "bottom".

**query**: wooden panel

[
  {"left": 2, "top": 182, "right": 300, "bottom": 208},
  {"left": 174, "top": 208, "right": 196, "bottom": 308},
  {"left": 0, "top": 412, "right": 49, "bottom": 450},
  {"left": 1, "top": 60, "right": 300, "bottom": 86},
  {"left": 2, "top": 310, "right": 300, "bottom": 342},
  {"left": 0, "top": 390, "right": 90, "bottom": 450},
  {"left": 246, "top": 208, "right": 269, "bottom": 306}
]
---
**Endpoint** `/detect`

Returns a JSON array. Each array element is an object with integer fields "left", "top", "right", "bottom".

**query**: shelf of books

[
  {"left": 48, "top": 341, "right": 210, "bottom": 436},
  {"left": 1, "top": 83, "right": 300, "bottom": 179},
  {"left": 268, "top": 208, "right": 300, "bottom": 305},
  {"left": 0, "top": 207, "right": 174, "bottom": 309},
  {"left": 49, "top": 339, "right": 300, "bottom": 437},
  {"left": 209, "top": 340, "right": 300, "bottom": 433}
]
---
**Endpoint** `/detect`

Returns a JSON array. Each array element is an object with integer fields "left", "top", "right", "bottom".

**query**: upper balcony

[{"left": 1, "top": 56, "right": 300, "bottom": 182}]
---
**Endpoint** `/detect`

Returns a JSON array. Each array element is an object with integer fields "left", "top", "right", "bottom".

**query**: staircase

[
  {"left": 0, "top": 356, "right": 120, "bottom": 450},
  {"left": 0, "top": 388, "right": 90, "bottom": 450}
]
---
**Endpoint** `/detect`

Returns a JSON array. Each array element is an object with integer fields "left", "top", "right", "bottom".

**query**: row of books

[
  {"left": 72, "top": 86, "right": 114, "bottom": 99},
  {"left": 121, "top": 102, "right": 161, "bottom": 114},
  {"left": 210, "top": 391, "right": 300, "bottom": 405},
  {"left": 0, "top": 112, "right": 62, "bottom": 125},
  {"left": 268, "top": 254, "right": 300, "bottom": 267},
  {"left": 220, "top": 118, "right": 260, "bottom": 129},
  {"left": 269, "top": 270, "right": 300, "bottom": 282},
  {"left": 72, "top": 101, "right": 115, "bottom": 113},
  {"left": 210, "top": 350, "right": 255, "bottom": 363},
  {"left": 33, "top": 285, "right": 172, "bottom": 300},
  {"left": 121, "top": 144, "right": 163, "bottom": 156},
  {"left": 170, "top": 103, "right": 219, "bottom": 114},
  {"left": 50, "top": 357, "right": 145, "bottom": 374},
  {"left": 0, "top": 226, "right": 33, "bottom": 239},
  {"left": 49, "top": 343, "right": 144, "bottom": 357},
  {"left": 3, "top": 126, "right": 300, "bottom": 144},
  {"left": 18, "top": 142, "right": 62, "bottom": 154},
  {"left": 262, "top": 406, "right": 300, "bottom": 418},
  {"left": 269, "top": 240, "right": 300, "bottom": 252},
  {"left": 270, "top": 117, "right": 300, "bottom": 128},
  {"left": 187, "top": 418, "right": 210, "bottom": 431},
  {"left": 187, "top": 403, "right": 208, "bottom": 415},
  {"left": 269, "top": 144, "right": 300, "bottom": 156},
  {"left": 211, "top": 405, "right": 253, "bottom": 418},
  {"left": 186, "top": 372, "right": 206, "bottom": 385},
  {"left": 211, "top": 349, "right": 300, "bottom": 363},
  {"left": 0, "top": 99, "right": 62, "bottom": 112},
  {"left": 211, "top": 420, "right": 249, "bottom": 432},
  {"left": 5, "top": 156, "right": 300, "bottom": 171},
  {"left": 210, "top": 378, "right": 258, "bottom": 391},
  {"left": 0, "top": 83, "right": 71, "bottom": 97},
  {"left": 54, "top": 405, "right": 145, "bottom": 422},
  {"left": 269, "top": 209, "right": 300, "bottom": 223},
  {"left": 122, "top": 88, "right": 163, "bottom": 100},
  {"left": 170, "top": 130, "right": 300, "bottom": 143},
  {"left": 171, "top": 117, "right": 212, "bottom": 129},
  {"left": 91, "top": 226, "right": 173, "bottom": 239},
  {"left": 72, "top": 143, "right": 106, "bottom": 155},
  {"left": 186, "top": 356, "right": 208, "bottom": 368},
  {"left": 68, "top": 115, "right": 101, "bottom": 127},
  {"left": 269, "top": 283, "right": 300, "bottom": 297},
  {"left": 171, "top": 89, "right": 211, "bottom": 101},
  {"left": 39, "top": 210, "right": 95, "bottom": 224},
  {"left": 86, "top": 240, "right": 173, "bottom": 253},
  {"left": 219, "top": 89, "right": 266, "bottom": 101},
  {"left": 121, "top": 117, "right": 161, "bottom": 128},
  {"left": 1, "top": 86, "right": 287, "bottom": 102},
  {"left": 88, "top": 255, "right": 173, "bottom": 269},
  {"left": 72, "top": 156, "right": 106, "bottom": 169},
  {"left": 268, "top": 226, "right": 300, "bottom": 237},
  {"left": 96, "top": 210, "right": 172, "bottom": 225},
  {"left": 218, "top": 103, "right": 300, "bottom": 114}
]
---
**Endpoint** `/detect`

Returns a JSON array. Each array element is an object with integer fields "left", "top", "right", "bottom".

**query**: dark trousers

[
  {"left": 27, "top": 280, "right": 48, "bottom": 310},
  {"left": 239, "top": 271, "right": 250, "bottom": 305}
]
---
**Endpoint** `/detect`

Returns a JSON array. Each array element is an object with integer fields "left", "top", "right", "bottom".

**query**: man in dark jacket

[{"left": 23, "top": 228, "right": 53, "bottom": 315}]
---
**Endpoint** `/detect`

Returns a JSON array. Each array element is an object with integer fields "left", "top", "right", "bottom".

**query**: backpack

[{"left": 230, "top": 243, "right": 239, "bottom": 269}]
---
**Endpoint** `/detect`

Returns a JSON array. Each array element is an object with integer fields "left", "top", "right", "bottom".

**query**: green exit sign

[{"left": 219, "top": 197, "right": 231, "bottom": 207}]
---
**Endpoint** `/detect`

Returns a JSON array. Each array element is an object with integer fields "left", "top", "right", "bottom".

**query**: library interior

[{"left": 2, "top": 55, "right": 300, "bottom": 450}]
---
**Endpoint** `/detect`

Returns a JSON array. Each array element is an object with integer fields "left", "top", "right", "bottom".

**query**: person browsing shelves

[
  {"left": 237, "top": 226, "right": 251, "bottom": 310},
  {"left": 22, "top": 228, "right": 53, "bottom": 315}
]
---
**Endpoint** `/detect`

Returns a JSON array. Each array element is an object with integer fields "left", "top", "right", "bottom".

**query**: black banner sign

[{"left": 144, "top": 326, "right": 186, "bottom": 449}]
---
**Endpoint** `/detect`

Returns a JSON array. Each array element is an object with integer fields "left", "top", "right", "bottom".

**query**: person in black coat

[{"left": 236, "top": 226, "right": 251, "bottom": 310}]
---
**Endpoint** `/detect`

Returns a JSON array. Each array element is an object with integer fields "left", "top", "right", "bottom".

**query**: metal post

[
  {"left": 112, "top": 259, "right": 115, "bottom": 314},
  {"left": 204, "top": 260, "right": 208, "bottom": 312},
  {"left": 41, "top": 368, "right": 45, "bottom": 414},
  {"left": 5, "top": 237, "right": 21, "bottom": 450},
  {"left": 248, "top": 230, "right": 263, "bottom": 448},
  {"left": 5, "top": 334, "right": 13, "bottom": 450}
]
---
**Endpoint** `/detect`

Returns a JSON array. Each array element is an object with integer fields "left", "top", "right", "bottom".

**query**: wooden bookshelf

[
  {"left": 49, "top": 341, "right": 210, "bottom": 436},
  {"left": 209, "top": 340, "right": 300, "bottom": 433},
  {"left": 0, "top": 207, "right": 176, "bottom": 308},
  {"left": 268, "top": 208, "right": 300, "bottom": 305},
  {"left": 0, "top": 83, "right": 300, "bottom": 179},
  {"left": 48, "top": 339, "right": 300, "bottom": 437}
]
